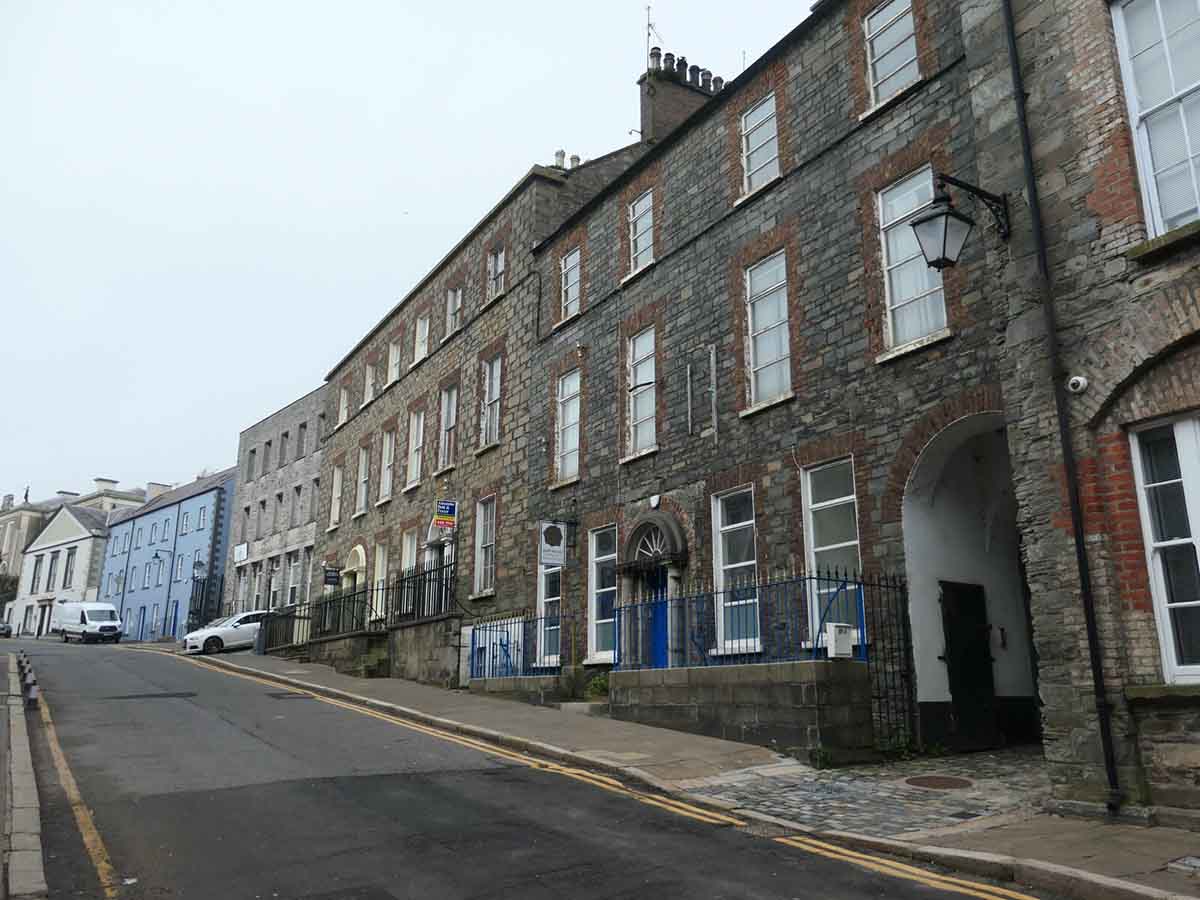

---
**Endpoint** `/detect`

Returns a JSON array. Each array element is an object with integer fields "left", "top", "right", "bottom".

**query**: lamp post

[{"left": 910, "top": 173, "right": 1010, "bottom": 270}]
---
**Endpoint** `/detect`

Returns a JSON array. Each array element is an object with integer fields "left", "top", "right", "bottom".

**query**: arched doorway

[
  {"left": 618, "top": 512, "right": 688, "bottom": 668},
  {"left": 902, "top": 413, "right": 1038, "bottom": 749},
  {"left": 342, "top": 545, "right": 366, "bottom": 593}
]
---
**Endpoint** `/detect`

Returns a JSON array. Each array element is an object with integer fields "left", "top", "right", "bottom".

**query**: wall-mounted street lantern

[{"left": 911, "top": 173, "right": 1010, "bottom": 270}]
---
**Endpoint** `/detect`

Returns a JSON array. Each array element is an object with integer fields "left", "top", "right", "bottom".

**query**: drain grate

[
  {"left": 905, "top": 775, "right": 974, "bottom": 790},
  {"left": 104, "top": 691, "right": 197, "bottom": 701}
]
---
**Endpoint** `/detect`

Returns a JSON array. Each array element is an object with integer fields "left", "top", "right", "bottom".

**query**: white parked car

[{"left": 183, "top": 610, "right": 268, "bottom": 655}]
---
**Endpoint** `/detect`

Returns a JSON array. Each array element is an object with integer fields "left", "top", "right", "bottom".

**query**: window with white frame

[
  {"left": 380, "top": 429, "right": 395, "bottom": 501},
  {"left": 175, "top": 555, "right": 184, "bottom": 581},
  {"left": 288, "top": 553, "right": 300, "bottom": 604},
  {"left": 180, "top": 513, "right": 190, "bottom": 534},
  {"left": 63, "top": 547, "right": 76, "bottom": 588},
  {"left": 865, "top": 0, "right": 919, "bottom": 106},
  {"left": 803, "top": 458, "right": 863, "bottom": 637},
  {"left": 150, "top": 523, "right": 158, "bottom": 544},
  {"left": 198, "top": 506, "right": 207, "bottom": 530},
  {"left": 338, "top": 387, "right": 349, "bottom": 426},
  {"left": 356, "top": 447, "right": 369, "bottom": 514},
  {"left": 628, "top": 190, "right": 654, "bottom": 272},
  {"left": 1113, "top": 0, "right": 1200, "bottom": 235},
  {"left": 363, "top": 364, "right": 375, "bottom": 405},
  {"left": 330, "top": 465, "right": 343, "bottom": 526},
  {"left": 590, "top": 526, "right": 617, "bottom": 659},
  {"left": 880, "top": 168, "right": 945, "bottom": 347},
  {"left": 745, "top": 250, "right": 791, "bottom": 405},
  {"left": 387, "top": 341, "right": 401, "bottom": 384},
  {"left": 156, "top": 558, "right": 164, "bottom": 586},
  {"left": 538, "top": 564, "right": 562, "bottom": 665},
  {"left": 143, "top": 562, "right": 152, "bottom": 589},
  {"left": 712, "top": 488, "right": 759, "bottom": 651},
  {"left": 193, "top": 549, "right": 202, "bottom": 578},
  {"left": 446, "top": 288, "right": 463, "bottom": 335},
  {"left": 474, "top": 496, "right": 496, "bottom": 593},
  {"left": 401, "top": 528, "right": 418, "bottom": 574},
  {"left": 741, "top": 93, "right": 780, "bottom": 193},
  {"left": 439, "top": 386, "right": 458, "bottom": 469},
  {"left": 135, "top": 527, "right": 143, "bottom": 548},
  {"left": 1131, "top": 418, "right": 1200, "bottom": 682},
  {"left": 487, "top": 247, "right": 506, "bottom": 300},
  {"left": 628, "top": 327, "right": 656, "bottom": 454},
  {"left": 481, "top": 355, "right": 502, "bottom": 446},
  {"left": 561, "top": 247, "right": 581, "bottom": 318},
  {"left": 413, "top": 316, "right": 430, "bottom": 364},
  {"left": 406, "top": 410, "right": 424, "bottom": 487},
  {"left": 557, "top": 369, "right": 581, "bottom": 480},
  {"left": 374, "top": 542, "right": 388, "bottom": 591}
]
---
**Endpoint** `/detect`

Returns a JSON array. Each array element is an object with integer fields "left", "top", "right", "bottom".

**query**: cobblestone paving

[{"left": 679, "top": 745, "right": 1049, "bottom": 838}]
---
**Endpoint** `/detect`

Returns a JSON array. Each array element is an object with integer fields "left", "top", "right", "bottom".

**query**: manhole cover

[{"left": 905, "top": 775, "right": 974, "bottom": 790}]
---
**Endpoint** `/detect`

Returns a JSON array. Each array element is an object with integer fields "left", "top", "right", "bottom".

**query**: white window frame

[
  {"left": 150, "top": 523, "right": 158, "bottom": 544},
  {"left": 557, "top": 369, "right": 581, "bottom": 480},
  {"left": 741, "top": 92, "right": 780, "bottom": 194},
  {"left": 439, "top": 385, "right": 458, "bottom": 470},
  {"left": 1131, "top": 416, "right": 1200, "bottom": 683},
  {"left": 363, "top": 364, "right": 375, "bottom": 406},
  {"left": 355, "top": 447, "right": 369, "bottom": 514},
  {"left": 374, "top": 542, "right": 388, "bottom": 592},
  {"left": 487, "top": 247, "right": 506, "bottom": 301},
  {"left": 198, "top": 506, "right": 207, "bottom": 530},
  {"left": 143, "top": 562, "right": 152, "bottom": 589},
  {"left": 537, "top": 564, "right": 562, "bottom": 667},
  {"left": 481, "top": 355, "right": 502, "bottom": 446},
  {"left": 330, "top": 465, "right": 343, "bottom": 526},
  {"left": 1112, "top": 0, "right": 1200, "bottom": 237},
  {"left": 628, "top": 190, "right": 654, "bottom": 273},
  {"left": 156, "top": 558, "right": 164, "bottom": 587},
  {"left": 193, "top": 549, "right": 202, "bottom": 579},
  {"left": 180, "top": 513, "right": 189, "bottom": 534},
  {"left": 801, "top": 458, "right": 864, "bottom": 645},
  {"left": 561, "top": 247, "right": 581, "bottom": 318},
  {"left": 406, "top": 410, "right": 425, "bottom": 488},
  {"left": 401, "top": 528, "right": 419, "bottom": 574},
  {"left": 387, "top": 341, "right": 401, "bottom": 384},
  {"left": 711, "top": 487, "right": 760, "bottom": 653},
  {"left": 338, "top": 387, "right": 349, "bottom": 426},
  {"left": 865, "top": 0, "right": 920, "bottom": 107},
  {"left": 474, "top": 496, "right": 496, "bottom": 594},
  {"left": 288, "top": 554, "right": 300, "bottom": 605},
  {"left": 628, "top": 327, "right": 656, "bottom": 455},
  {"left": 745, "top": 250, "right": 791, "bottom": 406},
  {"left": 446, "top": 287, "right": 463, "bottom": 335},
  {"left": 380, "top": 429, "right": 395, "bottom": 501},
  {"left": 879, "top": 166, "right": 946, "bottom": 349},
  {"left": 589, "top": 525, "right": 618, "bottom": 662},
  {"left": 413, "top": 316, "right": 430, "bottom": 364},
  {"left": 175, "top": 555, "right": 184, "bottom": 581}
]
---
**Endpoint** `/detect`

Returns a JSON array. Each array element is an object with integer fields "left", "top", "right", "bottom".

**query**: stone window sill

[
  {"left": 483, "top": 290, "right": 506, "bottom": 308},
  {"left": 583, "top": 653, "right": 615, "bottom": 666},
  {"left": 402, "top": 481, "right": 421, "bottom": 494},
  {"left": 325, "top": 524, "right": 340, "bottom": 533},
  {"left": 620, "top": 261, "right": 656, "bottom": 288},
  {"left": 738, "top": 391, "right": 795, "bottom": 419},
  {"left": 475, "top": 442, "right": 500, "bottom": 458},
  {"left": 733, "top": 174, "right": 783, "bottom": 208},
  {"left": 858, "top": 76, "right": 926, "bottom": 125},
  {"left": 619, "top": 446, "right": 658, "bottom": 466},
  {"left": 468, "top": 589, "right": 495, "bottom": 602},
  {"left": 549, "top": 474, "right": 581, "bottom": 492},
  {"left": 709, "top": 642, "right": 763, "bottom": 657},
  {"left": 441, "top": 328, "right": 461, "bottom": 344},
  {"left": 351, "top": 510, "right": 367, "bottom": 520},
  {"left": 375, "top": 496, "right": 391, "bottom": 508},
  {"left": 874, "top": 327, "right": 954, "bottom": 365},
  {"left": 408, "top": 356, "right": 428, "bottom": 373},
  {"left": 553, "top": 311, "right": 582, "bottom": 333},
  {"left": 1126, "top": 220, "right": 1200, "bottom": 264},
  {"left": 1125, "top": 683, "right": 1200, "bottom": 706},
  {"left": 433, "top": 464, "right": 456, "bottom": 477}
]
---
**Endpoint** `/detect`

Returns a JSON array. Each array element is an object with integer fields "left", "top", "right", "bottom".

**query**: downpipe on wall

[{"left": 1000, "top": 0, "right": 1122, "bottom": 813}]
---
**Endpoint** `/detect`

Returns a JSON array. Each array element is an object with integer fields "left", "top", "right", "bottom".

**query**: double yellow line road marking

[{"left": 43, "top": 646, "right": 1039, "bottom": 898}]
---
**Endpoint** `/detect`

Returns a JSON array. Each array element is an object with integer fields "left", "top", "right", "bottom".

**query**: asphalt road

[{"left": 23, "top": 640, "right": 1035, "bottom": 900}]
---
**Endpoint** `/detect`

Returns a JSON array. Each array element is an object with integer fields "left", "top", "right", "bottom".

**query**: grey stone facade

[{"left": 223, "top": 385, "right": 328, "bottom": 614}]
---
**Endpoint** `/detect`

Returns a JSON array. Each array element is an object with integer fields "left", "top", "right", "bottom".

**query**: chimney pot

[
  {"left": 93, "top": 477, "right": 119, "bottom": 492},
  {"left": 713, "top": 76, "right": 725, "bottom": 92},
  {"left": 554, "top": 149, "right": 566, "bottom": 168},
  {"left": 649, "top": 46, "right": 661, "bottom": 70},
  {"left": 662, "top": 52, "right": 675, "bottom": 74},
  {"left": 688, "top": 64, "right": 700, "bottom": 86},
  {"left": 701, "top": 69, "right": 712, "bottom": 91},
  {"left": 569, "top": 154, "right": 580, "bottom": 169},
  {"left": 2, "top": 495, "right": 12, "bottom": 511},
  {"left": 676, "top": 56, "right": 688, "bottom": 78}
]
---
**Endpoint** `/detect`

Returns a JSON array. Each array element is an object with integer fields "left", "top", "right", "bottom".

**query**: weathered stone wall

[
  {"left": 388, "top": 616, "right": 462, "bottom": 688},
  {"left": 293, "top": 632, "right": 388, "bottom": 678},
  {"left": 1126, "top": 687, "right": 1200, "bottom": 814},
  {"left": 609, "top": 661, "right": 876, "bottom": 764}
]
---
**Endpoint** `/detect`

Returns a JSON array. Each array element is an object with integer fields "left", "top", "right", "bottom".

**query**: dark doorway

[
  {"left": 37, "top": 604, "right": 50, "bottom": 637},
  {"left": 938, "top": 581, "right": 999, "bottom": 749},
  {"left": 640, "top": 566, "right": 669, "bottom": 669}
]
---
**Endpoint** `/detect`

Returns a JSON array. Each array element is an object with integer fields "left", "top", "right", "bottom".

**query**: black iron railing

[{"left": 469, "top": 613, "right": 573, "bottom": 678}]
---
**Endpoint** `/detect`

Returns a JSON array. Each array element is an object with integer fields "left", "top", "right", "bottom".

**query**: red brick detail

[
  {"left": 1086, "top": 121, "right": 1144, "bottom": 225},
  {"left": 722, "top": 56, "right": 793, "bottom": 198},
  {"left": 880, "top": 385, "right": 1005, "bottom": 523},
  {"left": 619, "top": 299, "right": 668, "bottom": 458},
  {"left": 618, "top": 162, "right": 664, "bottom": 277},
  {"left": 847, "top": 0, "right": 937, "bottom": 120},
  {"left": 727, "top": 218, "right": 807, "bottom": 412},
  {"left": 357, "top": 432, "right": 372, "bottom": 450},
  {"left": 546, "top": 346, "right": 588, "bottom": 485}
]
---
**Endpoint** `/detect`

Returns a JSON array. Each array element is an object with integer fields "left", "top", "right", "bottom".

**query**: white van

[{"left": 58, "top": 602, "right": 123, "bottom": 644}]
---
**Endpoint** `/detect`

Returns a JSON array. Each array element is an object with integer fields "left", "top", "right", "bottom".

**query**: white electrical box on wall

[{"left": 826, "top": 623, "right": 855, "bottom": 658}]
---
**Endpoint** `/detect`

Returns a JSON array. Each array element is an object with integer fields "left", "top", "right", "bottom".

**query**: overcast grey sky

[{"left": 1, "top": 1, "right": 807, "bottom": 501}]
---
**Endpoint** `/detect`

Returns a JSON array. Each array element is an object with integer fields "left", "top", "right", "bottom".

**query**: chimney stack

[
  {"left": 649, "top": 46, "right": 662, "bottom": 71},
  {"left": 713, "top": 76, "right": 725, "bottom": 92},
  {"left": 554, "top": 149, "right": 566, "bottom": 168},
  {"left": 663, "top": 52, "right": 675, "bottom": 72},
  {"left": 146, "top": 482, "right": 172, "bottom": 501},
  {"left": 688, "top": 64, "right": 700, "bottom": 86},
  {"left": 569, "top": 154, "right": 580, "bottom": 169},
  {"left": 676, "top": 55, "right": 688, "bottom": 79},
  {"left": 701, "top": 69, "right": 712, "bottom": 91},
  {"left": 2, "top": 495, "right": 13, "bottom": 511},
  {"left": 93, "top": 477, "right": 119, "bottom": 493},
  {"left": 638, "top": 49, "right": 722, "bottom": 143}
]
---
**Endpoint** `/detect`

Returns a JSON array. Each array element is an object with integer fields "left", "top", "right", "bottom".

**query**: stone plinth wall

[
  {"left": 1128, "top": 687, "right": 1200, "bottom": 814},
  {"left": 292, "top": 632, "right": 388, "bottom": 678},
  {"left": 608, "top": 660, "right": 876, "bottom": 765},
  {"left": 469, "top": 673, "right": 566, "bottom": 705},
  {"left": 389, "top": 615, "right": 462, "bottom": 688}
]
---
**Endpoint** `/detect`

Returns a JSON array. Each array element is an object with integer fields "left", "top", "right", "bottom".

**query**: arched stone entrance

[
  {"left": 617, "top": 512, "right": 689, "bottom": 668},
  {"left": 901, "top": 412, "right": 1038, "bottom": 749},
  {"left": 342, "top": 545, "right": 366, "bottom": 593}
]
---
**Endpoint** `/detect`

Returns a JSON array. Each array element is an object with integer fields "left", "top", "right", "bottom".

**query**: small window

[
  {"left": 380, "top": 429, "right": 396, "bottom": 501},
  {"left": 338, "top": 388, "right": 349, "bottom": 426},
  {"left": 487, "top": 247, "right": 506, "bottom": 300},
  {"left": 865, "top": 0, "right": 919, "bottom": 106},
  {"left": 745, "top": 250, "right": 791, "bottom": 405},
  {"left": 356, "top": 447, "right": 369, "bottom": 514},
  {"left": 414, "top": 316, "right": 430, "bottom": 364},
  {"left": 628, "top": 190, "right": 654, "bottom": 272},
  {"left": 480, "top": 355, "right": 502, "bottom": 446},
  {"left": 63, "top": 547, "right": 76, "bottom": 589},
  {"left": 879, "top": 167, "right": 945, "bottom": 347},
  {"left": 712, "top": 488, "right": 759, "bottom": 651},
  {"left": 387, "top": 341, "right": 401, "bottom": 384},
  {"left": 150, "top": 523, "right": 158, "bottom": 544},
  {"left": 292, "top": 485, "right": 302, "bottom": 526},
  {"left": 446, "top": 288, "right": 463, "bottom": 335},
  {"left": 198, "top": 506, "right": 207, "bottom": 530},
  {"left": 561, "top": 247, "right": 581, "bottom": 319},
  {"left": 474, "top": 496, "right": 497, "bottom": 594},
  {"left": 143, "top": 562, "right": 152, "bottom": 589},
  {"left": 628, "top": 328, "right": 656, "bottom": 454},
  {"left": 557, "top": 369, "right": 581, "bottom": 480},
  {"left": 175, "top": 555, "right": 185, "bottom": 581},
  {"left": 134, "top": 527, "right": 143, "bottom": 548},
  {"left": 741, "top": 93, "right": 780, "bottom": 194},
  {"left": 406, "top": 410, "right": 425, "bottom": 488},
  {"left": 247, "top": 448, "right": 257, "bottom": 481},
  {"left": 264, "top": 440, "right": 273, "bottom": 471},
  {"left": 297, "top": 422, "right": 308, "bottom": 458},
  {"left": 181, "top": 512, "right": 190, "bottom": 534},
  {"left": 279, "top": 431, "right": 289, "bottom": 464},
  {"left": 439, "top": 386, "right": 458, "bottom": 469},
  {"left": 330, "top": 465, "right": 344, "bottom": 526},
  {"left": 363, "top": 364, "right": 375, "bottom": 405}
]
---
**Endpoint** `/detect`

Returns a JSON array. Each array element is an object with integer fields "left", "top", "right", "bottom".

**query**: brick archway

[{"left": 881, "top": 384, "right": 1005, "bottom": 524}]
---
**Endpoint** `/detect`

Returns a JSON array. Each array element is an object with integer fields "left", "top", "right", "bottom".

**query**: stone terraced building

[{"left": 289, "top": 0, "right": 1200, "bottom": 823}]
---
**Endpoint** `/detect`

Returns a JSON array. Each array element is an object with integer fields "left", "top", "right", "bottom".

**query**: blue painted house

[{"left": 99, "top": 467, "right": 236, "bottom": 642}]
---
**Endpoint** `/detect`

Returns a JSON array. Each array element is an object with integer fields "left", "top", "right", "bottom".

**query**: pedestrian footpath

[{"left": 178, "top": 649, "right": 1199, "bottom": 899}]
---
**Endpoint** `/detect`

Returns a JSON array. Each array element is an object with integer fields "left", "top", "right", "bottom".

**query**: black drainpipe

[{"left": 1001, "top": 0, "right": 1122, "bottom": 813}]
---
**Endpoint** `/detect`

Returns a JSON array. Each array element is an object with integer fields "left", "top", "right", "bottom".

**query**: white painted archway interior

[{"left": 343, "top": 545, "right": 367, "bottom": 592}]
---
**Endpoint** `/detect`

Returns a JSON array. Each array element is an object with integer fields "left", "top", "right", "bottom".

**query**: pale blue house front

[{"left": 100, "top": 467, "right": 236, "bottom": 641}]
